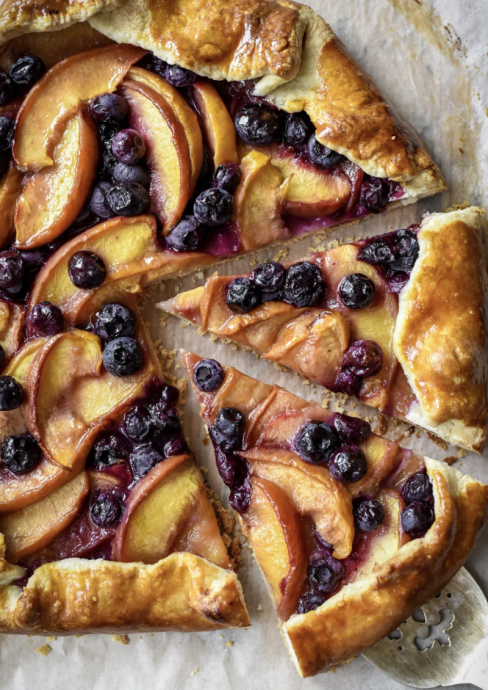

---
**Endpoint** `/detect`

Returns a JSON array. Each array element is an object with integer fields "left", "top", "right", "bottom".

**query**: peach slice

[
  {"left": 127, "top": 67, "right": 203, "bottom": 193},
  {"left": 114, "top": 455, "right": 205, "bottom": 564},
  {"left": 244, "top": 447, "right": 354, "bottom": 559},
  {"left": 0, "top": 460, "right": 73, "bottom": 515},
  {"left": 264, "top": 310, "right": 350, "bottom": 388},
  {"left": 232, "top": 150, "right": 288, "bottom": 252},
  {"left": 0, "top": 471, "right": 89, "bottom": 562},
  {"left": 0, "top": 162, "right": 23, "bottom": 248},
  {"left": 26, "top": 329, "right": 157, "bottom": 470},
  {"left": 241, "top": 477, "right": 307, "bottom": 620},
  {"left": 192, "top": 81, "right": 238, "bottom": 167},
  {"left": 123, "top": 80, "right": 191, "bottom": 234},
  {"left": 13, "top": 44, "right": 145, "bottom": 172},
  {"left": 348, "top": 433, "right": 402, "bottom": 499},
  {"left": 0, "top": 300, "right": 24, "bottom": 365},
  {"left": 14, "top": 108, "right": 99, "bottom": 249}
]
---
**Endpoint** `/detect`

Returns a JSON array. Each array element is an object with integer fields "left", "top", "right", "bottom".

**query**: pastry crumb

[
  {"left": 225, "top": 640, "right": 234, "bottom": 647},
  {"left": 219, "top": 633, "right": 224, "bottom": 639},
  {"left": 457, "top": 448, "right": 467, "bottom": 458},
  {"left": 45, "top": 636, "right": 56, "bottom": 642},
  {"left": 35, "top": 644, "right": 51, "bottom": 656},
  {"left": 257, "top": 604, "right": 263, "bottom": 611},
  {"left": 191, "top": 668, "right": 199, "bottom": 677},
  {"left": 426, "top": 432, "right": 448, "bottom": 450},
  {"left": 373, "top": 415, "right": 388, "bottom": 436},
  {"left": 443, "top": 456, "right": 458, "bottom": 466},
  {"left": 112, "top": 634, "right": 130, "bottom": 645},
  {"left": 195, "top": 271, "right": 204, "bottom": 280}
]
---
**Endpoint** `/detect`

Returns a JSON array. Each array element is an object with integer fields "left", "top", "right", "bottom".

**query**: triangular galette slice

[
  {"left": 162, "top": 207, "right": 488, "bottom": 452},
  {"left": 183, "top": 351, "right": 488, "bottom": 677}
]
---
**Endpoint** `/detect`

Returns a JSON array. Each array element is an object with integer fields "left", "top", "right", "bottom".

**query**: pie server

[{"left": 362, "top": 567, "right": 488, "bottom": 689}]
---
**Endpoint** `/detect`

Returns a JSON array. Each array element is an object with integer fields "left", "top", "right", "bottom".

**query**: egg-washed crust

[
  {"left": 181, "top": 352, "right": 488, "bottom": 677},
  {"left": 393, "top": 207, "right": 488, "bottom": 452},
  {"left": 85, "top": 0, "right": 445, "bottom": 188},
  {"left": 0, "top": 549, "right": 250, "bottom": 633}
]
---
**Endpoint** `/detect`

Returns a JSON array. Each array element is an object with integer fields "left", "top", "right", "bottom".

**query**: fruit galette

[
  {"left": 162, "top": 207, "right": 488, "bottom": 453},
  {"left": 183, "top": 351, "right": 488, "bottom": 677}
]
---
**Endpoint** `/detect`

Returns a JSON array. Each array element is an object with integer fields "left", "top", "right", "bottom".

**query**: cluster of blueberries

[{"left": 357, "top": 227, "right": 419, "bottom": 293}]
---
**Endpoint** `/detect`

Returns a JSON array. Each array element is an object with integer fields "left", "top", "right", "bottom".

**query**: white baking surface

[{"left": 2, "top": 1, "right": 488, "bottom": 688}]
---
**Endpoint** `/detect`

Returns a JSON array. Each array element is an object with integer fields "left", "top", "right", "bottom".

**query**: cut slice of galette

[
  {"left": 162, "top": 207, "right": 488, "bottom": 452},
  {"left": 0, "top": 296, "right": 249, "bottom": 634},
  {"left": 183, "top": 351, "right": 488, "bottom": 678}
]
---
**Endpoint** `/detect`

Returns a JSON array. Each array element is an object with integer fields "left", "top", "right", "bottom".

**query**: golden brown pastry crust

[{"left": 394, "top": 207, "right": 488, "bottom": 452}]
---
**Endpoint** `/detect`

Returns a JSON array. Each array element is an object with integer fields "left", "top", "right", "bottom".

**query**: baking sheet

[{"left": 2, "top": 0, "right": 488, "bottom": 688}]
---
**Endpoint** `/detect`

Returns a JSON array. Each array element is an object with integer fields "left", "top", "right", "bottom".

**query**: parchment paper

[{"left": 2, "top": 1, "right": 488, "bottom": 688}]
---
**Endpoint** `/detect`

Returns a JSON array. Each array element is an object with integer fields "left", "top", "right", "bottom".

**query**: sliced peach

[
  {"left": 26, "top": 329, "right": 157, "bottom": 470},
  {"left": 192, "top": 81, "right": 238, "bottom": 167},
  {"left": 348, "top": 433, "right": 402, "bottom": 499},
  {"left": 0, "top": 460, "right": 73, "bottom": 515},
  {"left": 241, "top": 477, "right": 307, "bottom": 620},
  {"left": 13, "top": 44, "right": 146, "bottom": 172},
  {"left": 14, "top": 108, "right": 99, "bottom": 249},
  {"left": 127, "top": 67, "right": 203, "bottom": 193},
  {"left": 123, "top": 80, "right": 191, "bottom": 234},
  {"left": 232, "top": 150, "right": 287, "bottom": 252},
  {"left": 114, "top": 455, "right": 204, "bottom": 563},
  {"left": 264, "top": 310, "right": 350, "bottom": 387},
  {"left": 244, "top": 447, "right": 354, "bottom": 559},
  {"left": 0, "top": 162, "right": 23, "bottom": 248},
  {"left": 0, "top": 300, "right": 24, "bottom": 365},
  {"left": 0, "top": 471, "right": 89, "bottom": 562}
]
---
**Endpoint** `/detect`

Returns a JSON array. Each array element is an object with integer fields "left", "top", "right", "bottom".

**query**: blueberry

[
  {"left": 0, "top": 116, "right": 15, "bottom": 151},
  {"left": 308, "top": 135, "right": 344, "bottom": 167},
  {"left": 401, "top": 471, "right": 433, "bottom": 504},
  {"left": 229, "top": 460, "right": 252, "bottom": 513},
  {"left": 129, "top": 443, "right": 164, "bottom": 480},
  {"left": 122, "top": 406, "right": 153, "bottom": 441},
  {"left": 333, "top": 413, "right": 371, "bottom": 444},
  {"left": 1, "top": 434, "right": 41, "bottom": 474},
  {"left": 401, "top": 501, "right": 434, "bottom": 537},
  {"left": 194, "top": 188, "right": 233, "bottom": 226},
  {"left": 283, "top": 113, "right": 313, "bottom": 148},
  {"left": 165, "top": 216, "right": 207, "bottom": 252},
  {"left": 283, "top": 261, "right": 325, "bottom": 308},
  {"left": 295, "top": 421, "right": 340, "bottom": 464},
  {"left": 354, "top": 499, "right": 384, "bottom": 531},
  {"left": 0, "top": 250, "right": 24, "bottom": 288},
  {"left": 336, "top": 370, "right": 362, "bottom": 397},
  {"left": 193, "top": 358, "right": 224, "bottom": 392},
  {"left": 139, "top": 54, "right": 167, "bottom": 76},
  {"left": 296, "top": 591, "right": 326, "bottom": 615},
  {"left": 0, "top": 376, "right": 23, "bottom": 410},
  {"left": 89, "top": 93, "right": 128, "bottom": 124},
  {"left": 308, "top": 555, "right": 344, "bottom": 592},
  {"left": 359, "top": 177, "right": 389, "bottom": 213},
  {"left": 329, "top": 445, "right": 367, "bottom": 483},
  {"left": 68, "top": 250, "right": 106, "bottom": 289},
  {"left": 112, "top": 129, "right": 146, "bottom": 164},
  {"left": 93, "top": 303, "right": 136, "bottom": 341},
  {"left": 0, "top": 72, "right": 14, "bottom": 105},
  {"left": 235, "top": 104, "right": 281, "bottom": 146},
  {"left": 163, "top": 436, "right": 188, "bottom": 457},
  {"left": 226, "top": 277, "right": 262, "bottom": 313},
  {"left": 91, "top": 434, "right": 128, "bottom": 467},
  {"left": 391, "top": 229, "right": 419, "bottom": 273},
  {"left": 27, "top": 301, "right": 63, "bottom": 337},
  {"left": 213, "top": 163, "right": 241, "bottom": 193},
  {"left": 112, "top": 162, "right": 149, "bottom": 187},
  {"left": 211, "top": 407, "right": 245, "bottom": 451},
  {"left": 214, "top": 446, "right": 240, "bottom": 487},
  {"left": 97, "top": 149, "right": 118, "bottom": 183},
  {"left": 148, "top": 405, "right": 181, "bottom": 435},
  {"left": 90, "top": 492, "right": 123, "bottom": 528},
  {"left": 251, "top": 261, "right": 286, "bottom": 300},
  {"left": 339, "top": 273, "right": 375, "bottom": 309},
  {"left": 106, "top": 182, "right": 149, "bottom": 216},
  {"left": 89, "top": 182, "right": 115, "bottom": 219},
  {"left": 102, "top": 336, "right": 143, "bottom": 377},
  {"left": 10, "top": 55, "right": 45, "bottom": 87},
  {"left": 342, "top": 340, "right": 383, "bottom": 378},
  {"left": 164, "top": 64, "right": 196, "bottom": 87},
  {"left": 357, "top": 237, "right": 395, "bottom": 266},
  {"left": 159, "top": 384, "right": 180, "bottom": 408},
  {"left": 98, "top": 121, "right": 122, "bottom": 152},
  {"left": 17, "top": 248, "right": 47, "bottom": 272}
]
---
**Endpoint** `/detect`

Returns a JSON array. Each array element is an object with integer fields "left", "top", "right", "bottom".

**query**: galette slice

[
  {"left": 183, "top": 351, "right": 488, "bottom": 678},
  {"left": 0, "top": 299, "right": 249, "bottom": 634},
  {"left": 162, "top": 207, "right": 488, "bottom": 452}
]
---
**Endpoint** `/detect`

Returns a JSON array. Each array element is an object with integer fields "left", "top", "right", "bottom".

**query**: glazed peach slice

[
  {"left": 13, "top": 44, "right": 145, "bottom": 172},
  {"left": 114, "top": 455, "right": 229, "bottom": 567},
  {"left": 26, "top": 329, "right": 157, "bottom": 470},
  {"left": 122, "top": 80, "right": 191, "bottom": 234},
  {"left": 241, "top": 477, "right": 307, "bottom": 621},
  {"left": 14, "top": 108, "right": 99, "bottom": 249},
  {"left": 0, "top": 162, "right": 23, "bottom": 248},
  {"left": 232, "top": 150, "right": 288, "bottom": 252},
  {"left": 0, "top": 299, "right": 24, "bottom": 366},
  {"left": 127, "top": 67, "right": 203, "bottom": 193},
  {"left": 0, "top": 471, "right": 89, "bottom": 562},
  {"left": 192, "top": 81, "right": 238, "bottom": 167}
]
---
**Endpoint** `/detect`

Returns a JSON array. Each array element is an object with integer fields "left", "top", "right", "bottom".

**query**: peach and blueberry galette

[
  {"left": 162, "top": 207, "right": 488, "bottom": 453},
  {"left": 183, "top": 351, "right": 488, "bottom": 677}
]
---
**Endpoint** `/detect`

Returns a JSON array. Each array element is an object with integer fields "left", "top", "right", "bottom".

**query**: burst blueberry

[
  {"left": 89, "top": 182, "right": 114, "bottom": 219},
  {"left": 1, "top": 434, "right": 41, "bottom": 474},
  {"left": 283, "top": 113, "right": 313, "bottom": 148},
  {"left": 0, "top": 250, "right": 24, "bottom": 288},
  {"left": 193, "top": 358, "right": 224, "bottom": 392},
  {"left": 92, "top": 434, "right": 128, "bottom": 467},
  {"left": 283, "top": 261, "right": 325, "bottom": 308},
  {"left": 68, "top": 250, "right": 106, "bottom": 289},
  {"left": 401, "top": 471, "right": 433, "bottom": 504},
  {"left": 0, "top": 376, "right": 23, "bottom": 411},
  {"left": 164, "top": 64, "right": 196, "bottom": 87},
  {"left": 102, "top": 336, "right": 143, "bottom": 377},
  {"left": 296, "top": 591, "right": 326, "bottom": 615},
  {"left": 27, "top": 301, "right": 63, "bottom": 337},
  {"left": 308, "top": 555, "right": 344, "bottom": 592},
  {"left": 295, "top": 421, "right": 340, "bottom": 464},
  {"left": 211, "top": 407, "right": 245, "bottom": 451},
  {"left": 401, "top": 501, "right": 434, "bottom": 537},
  {"left": 342, "top": 340, "right": 383, "bottom": 378},
  {"left": 0, "top": 116, "right": 14, "bottom": 152},
  {"left": 339, "top": 273, "right": 376, "bottom": 309},
  {"left": 329, "top": 445, "right": 367, "bottom": 483},
  {"left": 354, "top": 499, "right": 384, "bottom": 531},
  {"left": 93, "top": 303, "right": 136, "bottom": 341},
  {"left": 112, "top": 162, "right": 149, "bottom": 187},
  {"left": 226, "top": 277, "right": 262, "bottom": 313},
  {"left": 359, "top": 177, "right": 389, "bottom": 213},
  {"left": 308, "top": 135, "right": 344, "bottom": 167},
  {"left": 122, "top": 406, "right": 153, "bottom": 441},
  {"left": 213, "top": 163, "right": 241, "bottom": 193},
  {"left": 165, "top": 216, "right": 207, "bottom": 252},
  {"left": 333, "top": 413, "right": 371, "bottom": 444},
  {"left": 10, "top": 55, "right": 45, "bottom": 87},
  {"left": 107, "top": 182, "right": 149, "bottom": 216},
  {"left": 129, "top": 443, "right": 164, "bottom": 480},
  {"left": 235, "top": 104, "right": 281, "bottom": 146},
  {"left": 194, "top": 188, "right": 233, "bottom": 226},
  {"left": 229, "top": 460, "right": 252, "bottom": 513},
  {"left": 163, "top": 436, "right": 188, "bottom": 458},
  {"left": 90, "top": 493, "right": 123, "bottom": 528},
  {"left": 148, "top": 405, "right": 181, "bottom": 436},
  {"left": 159, "top": 384, "right": 180, "bottom": 408}
]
